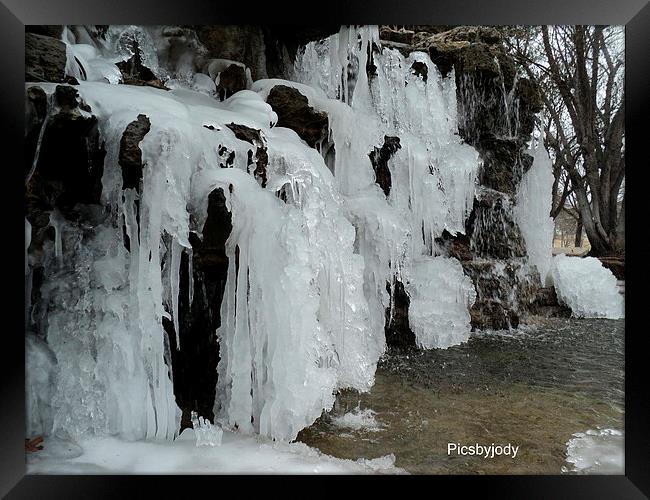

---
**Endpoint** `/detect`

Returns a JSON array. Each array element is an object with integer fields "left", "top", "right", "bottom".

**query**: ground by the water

[{"left": 297, "top": 317, "right": 624, "bottom": 474}]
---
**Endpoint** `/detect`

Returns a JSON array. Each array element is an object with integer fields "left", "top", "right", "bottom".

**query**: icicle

[
  {"left": 49, "top": 209, "right": 63, "bottom": 262},
  {"left": 26, "top": 93, "right": 54, "bottom": 186},
  {"left": 170, "top": 237, "right": 181, "bottom": 350},
  {"left": 188, "top": 247, "right": 194, "bottom": 306}
]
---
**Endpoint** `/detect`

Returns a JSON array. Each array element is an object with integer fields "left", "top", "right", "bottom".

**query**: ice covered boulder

[
  {"left": 551, "top": 255, "right": 624, "bottom": 319},
  {"left": 404, "top": 256, "right": 477, "bottom": 349}
]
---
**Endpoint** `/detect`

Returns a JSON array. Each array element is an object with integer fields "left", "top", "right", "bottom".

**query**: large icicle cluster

[
  {"left": 26, "top": 25, "right": 486, "bottom": 444},
  {"left": 291, "top": 26, "right": 480, "bottom": 347}
]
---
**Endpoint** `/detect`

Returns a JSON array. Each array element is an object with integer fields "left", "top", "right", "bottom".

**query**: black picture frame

[{"left": 3, "top": 0, "right": 648, "bottom": 497}]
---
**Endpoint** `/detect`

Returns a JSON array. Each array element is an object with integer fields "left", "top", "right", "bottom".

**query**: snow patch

[
  {"left": 551, "top": 255, "right": 624, "bottom": 319},
  {"left": 26, "top": 433, "right": 405, "bottom": 474}
]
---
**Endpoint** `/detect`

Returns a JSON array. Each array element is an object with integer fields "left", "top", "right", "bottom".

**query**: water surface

[{"left": 298, "top": 317, "right": 624, "bottom": 474}]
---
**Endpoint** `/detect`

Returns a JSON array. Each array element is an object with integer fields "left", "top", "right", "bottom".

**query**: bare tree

[{"left": 507, "top": 26, "right": 625, "bottom": 257}]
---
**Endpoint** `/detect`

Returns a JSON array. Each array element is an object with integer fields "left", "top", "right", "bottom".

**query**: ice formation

[
  {"left": 332, "top": 405, "right": 384, "bottom": 432},
  {"left": 515, "top": 145, "right": 555, "bottom": 285},
  {"left": 405, "top": 257, "right": 476, "bottom": 349},
  {"left": 191, "top": 411, "right": 223, "bottom": 447},
  {"left": 563, "top": 428, "right": 624, "bottom": 474},
  {"left": 551, "top": 255, "right": 624, "bottom": 319},
  {"left": 27, "top": 432, "right": 404, "bottom": 474},
  {"left": 25, "top": 25, "right": 506, "bottom": 444}
]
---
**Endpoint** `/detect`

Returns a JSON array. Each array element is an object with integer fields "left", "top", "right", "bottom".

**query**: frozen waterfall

[{"left": 26, "top": 25, "right": 495, "bottom": 443}]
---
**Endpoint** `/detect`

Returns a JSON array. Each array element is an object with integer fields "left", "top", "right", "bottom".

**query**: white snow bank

[
  {"left": 563, "top": 428, "right": 624, "bottom": 474},
  {"left": 405, "top": 256, "right": 476, "bottom": 349},
  {"left": 551, "top": 255, "right": 624, "bottom": 319},
  {"left": 26, "top": 430, "right": 404, "bottom": 474},
  {"left": 332, "top": 405, "right": 384, "bottom": 432}
]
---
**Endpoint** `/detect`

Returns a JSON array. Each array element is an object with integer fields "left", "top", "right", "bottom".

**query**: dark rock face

[
  {"left": 166, "top": 187, "right": 233, "bottom": 429},
  {"left": 193, "top": 26, "right": 338, "bottom": 80},
  {"left": 463, "top": 259, "right": 539, "bottom": 330},
  {"left": 529, "top": 286, "right": 572, "bottom": 318},
  {"left": 194, "top": 25, "right": 267, "bottom": 80},
  {"left": 435, "top": 230, "right": 472, "bottom": 262},
  {"left": 467, "top": 189, "right": 527, "bottom": 259},
  {"left": 368, "top": 136, "right": 401, "bottom": 197},
  {"left": 216, "top": 64, "right": 247, "bottom": 100},
  {"left": 25, "top": 33, "right": 67, "bottom": 83},
  {"left": 475, "top": 137, "right": 533, "bottom": 195},
  {"left": 385, "top": 279, "right": 416, "bottom": 349},
  {"left": 410, "top": 61, "right": 428, "bottom": 82},
  {"left": 225, "top": 123, "right": 268, "bottom": 188},
  {"left": 266, "top": 85, "right": 329, "bottom": 149},
  {"left": 25, "top": 85, "right": 106, "bottom": 224},
  {"left": 118, "top": 114, "right": 151, "bottom": 191}
]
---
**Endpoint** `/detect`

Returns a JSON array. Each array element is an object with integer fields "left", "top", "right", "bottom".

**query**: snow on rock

[
  {"left": 551, "top": 255, "right": 624, "bottom": 319},
  {"left": 563, "top": 428, "right": 624, "bottom": 474},
  {"left": 26, "top": 432, "right": 405, "bottom": 474},
  {"left": 404, "top": 257, "right": 476, "bottom": 349},
  {"left": 515, "top": 145, "right": 555, "bottom": 285}
]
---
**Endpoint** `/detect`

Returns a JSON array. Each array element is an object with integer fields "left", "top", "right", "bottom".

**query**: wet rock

[
  {"left": 470, "top": 300, "right": 519, "bottom": 330},
  {"left": 379, "top": 27, "right": 416, "bottom": 45},
  {"left": 462, "top": 258, "right": 540, "bottom": 330},
  {"left": 266, "top": 85, "right": 329, "bottom": 149},
  {"left": 528, "top": 287, "right": 572, "bottom": 318},
  {"left": 216, "top": 64, "right": 248, "bottom": 101},
  {"left": 368, "top": 135, "right": 401, "bottom": 197},
  {"left": 475, "top": 137, "right": 533, "bottom": 195},
  {"left": 384, "top": 279, "right": 416, "bottom": 349},
  {"left": 25, "top": 84, "right": 106, "bottom": 259},
  {"left": 467, "top": 191, "right": 527, "bottom": 259},
  {"left": 118, "top": 114, "right": 151, "bottom": 190},
  {"left": 25, "top": 33, "right": 67, "bottom": 83},
  {"left": 435, "top": 230, "right": 472, "bottom": 261},
  {"left": 25, "top": 85, "right": 105, "bottom": 216}
]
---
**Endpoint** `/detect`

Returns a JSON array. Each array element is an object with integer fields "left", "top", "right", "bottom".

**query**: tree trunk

[
  {"left": 615, "top": 193, "right": 625, "bottom": 253},
  {"left": 575, "top": 219, "right": 583, "bottom": 247}
]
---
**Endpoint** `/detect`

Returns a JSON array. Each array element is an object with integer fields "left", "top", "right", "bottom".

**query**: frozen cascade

[
  {"left": 291, "top": 25, "right": 480, "bottom": 347},
  {"left": 26, "top": 24, "right": 492, "bottom": 444},
  {"left": 515, "top": 144, "right": 555, "bottom": 285}
]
